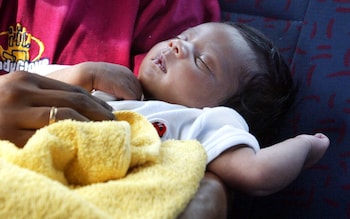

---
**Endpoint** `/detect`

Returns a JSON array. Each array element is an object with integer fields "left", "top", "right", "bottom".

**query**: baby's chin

[{"left": 138, "top": 63, "right": 156, "bottom": 81}]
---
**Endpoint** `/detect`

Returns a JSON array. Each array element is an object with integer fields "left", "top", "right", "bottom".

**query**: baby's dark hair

[{"left": 222, "top": 22, "right": 297, "bottom": 147}]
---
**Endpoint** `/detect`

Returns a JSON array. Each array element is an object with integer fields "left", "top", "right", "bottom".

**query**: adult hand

[
  {"left": 0, "top": 71, "right": 115, "bottom": 147},
  {"left": 46, "top": 62, "right": 143, "bottom": 100}
]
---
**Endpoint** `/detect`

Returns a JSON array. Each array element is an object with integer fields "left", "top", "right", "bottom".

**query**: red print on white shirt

[{"left": 152, "top": 121, "right": 167, "bottom": 137}]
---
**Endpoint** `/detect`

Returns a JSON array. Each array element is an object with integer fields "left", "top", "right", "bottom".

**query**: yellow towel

[{"left": 0, "top": 111, "right": 207, "bottom": 219}]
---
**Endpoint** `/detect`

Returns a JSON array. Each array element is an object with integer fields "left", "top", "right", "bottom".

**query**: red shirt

[{"left": 0, "top": 0, "right": 219, "bottom": 74}]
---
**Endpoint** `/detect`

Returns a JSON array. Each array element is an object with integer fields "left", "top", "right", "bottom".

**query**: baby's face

[{"left": 138, "top": 22, "right": 255, "bottom": 108}]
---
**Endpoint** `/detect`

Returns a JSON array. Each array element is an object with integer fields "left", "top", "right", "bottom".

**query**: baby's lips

[{"left": 152, "top": 54, "right": 167, "bottom": 73}]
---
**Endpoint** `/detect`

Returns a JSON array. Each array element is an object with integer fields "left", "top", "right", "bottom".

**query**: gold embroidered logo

[{"left": 0, "top": 23, "right": 49, "bottom": 73}]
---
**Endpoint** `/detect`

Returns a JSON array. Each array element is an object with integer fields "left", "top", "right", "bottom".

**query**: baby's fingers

[{"left": 304, "top": 133, "right": 330, "bottom": 168}]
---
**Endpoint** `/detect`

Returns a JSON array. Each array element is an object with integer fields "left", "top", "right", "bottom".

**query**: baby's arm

[
  {"left": 46, "top": 62, "right": 142, "bottom": 100},
  {"left": 207, "top": 133, "right": 329, "bottom": 196}
]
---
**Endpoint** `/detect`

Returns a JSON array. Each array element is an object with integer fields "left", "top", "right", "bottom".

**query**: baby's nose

[{"left": 168, "top": 39, "right": 188, "bottom": 58}]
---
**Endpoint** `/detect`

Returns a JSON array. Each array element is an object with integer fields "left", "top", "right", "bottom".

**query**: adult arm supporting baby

[{"left": 178, "top": 172, "right": 227, "bottom": 219}]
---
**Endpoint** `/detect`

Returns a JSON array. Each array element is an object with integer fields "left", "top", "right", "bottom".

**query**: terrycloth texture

[{"left": 0, "top": 111, "right": 207, "bottom": 219}]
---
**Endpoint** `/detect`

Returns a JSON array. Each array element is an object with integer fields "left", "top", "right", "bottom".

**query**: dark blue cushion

[{"left": 219, "top": 0, "right": 350, "bottom": 218}]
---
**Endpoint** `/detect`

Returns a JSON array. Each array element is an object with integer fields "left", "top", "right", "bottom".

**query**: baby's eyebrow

[
  {"left": 175, "top": 35, "right": 187, "bottom": 40},
  {"left": 181, "top": 27, "right": 198, "bottom": 39}
]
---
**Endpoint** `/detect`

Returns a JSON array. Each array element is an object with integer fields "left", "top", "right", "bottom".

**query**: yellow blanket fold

[{"left": 0, "top": 111, "right": 207, "bottom": 219}]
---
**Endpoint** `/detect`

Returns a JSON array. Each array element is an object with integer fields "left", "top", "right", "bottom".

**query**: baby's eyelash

[{"left": 196, "top": 56, "right": 211, "bottom": 73}]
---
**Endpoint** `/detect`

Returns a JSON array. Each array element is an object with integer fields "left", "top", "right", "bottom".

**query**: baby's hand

[{"left": 296, "top": 133, "right": 330, "bottom": 168}]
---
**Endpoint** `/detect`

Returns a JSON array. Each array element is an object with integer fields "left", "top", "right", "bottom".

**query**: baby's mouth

[{"left": 152, "top": 54, "right": 167, "bottom": 73}]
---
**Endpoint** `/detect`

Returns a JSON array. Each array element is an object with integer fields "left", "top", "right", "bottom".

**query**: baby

[{"left": 45, "top": 22, "right": 329, "bottom": 196}]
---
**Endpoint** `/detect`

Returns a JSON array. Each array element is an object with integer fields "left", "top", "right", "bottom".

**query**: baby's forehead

[
  {"left": 180, "top": 24, "right": 233, "bottom": 48},
  {"left": 180, "top": 22, "right": 256, "bottom": 73}
]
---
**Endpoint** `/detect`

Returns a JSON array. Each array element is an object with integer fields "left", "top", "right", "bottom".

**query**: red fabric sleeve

[{"left": 0, "top": 0, "right": 140, "bottom": 72}]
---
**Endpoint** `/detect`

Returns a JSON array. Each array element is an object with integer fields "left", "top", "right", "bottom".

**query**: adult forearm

[{"left": 177, "top": 172, "right": 227, "bottom": 219}]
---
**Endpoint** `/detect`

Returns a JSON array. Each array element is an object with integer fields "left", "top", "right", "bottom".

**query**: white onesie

[{"left": 109, "top": 100, "right": 260, "bottom": 163}]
